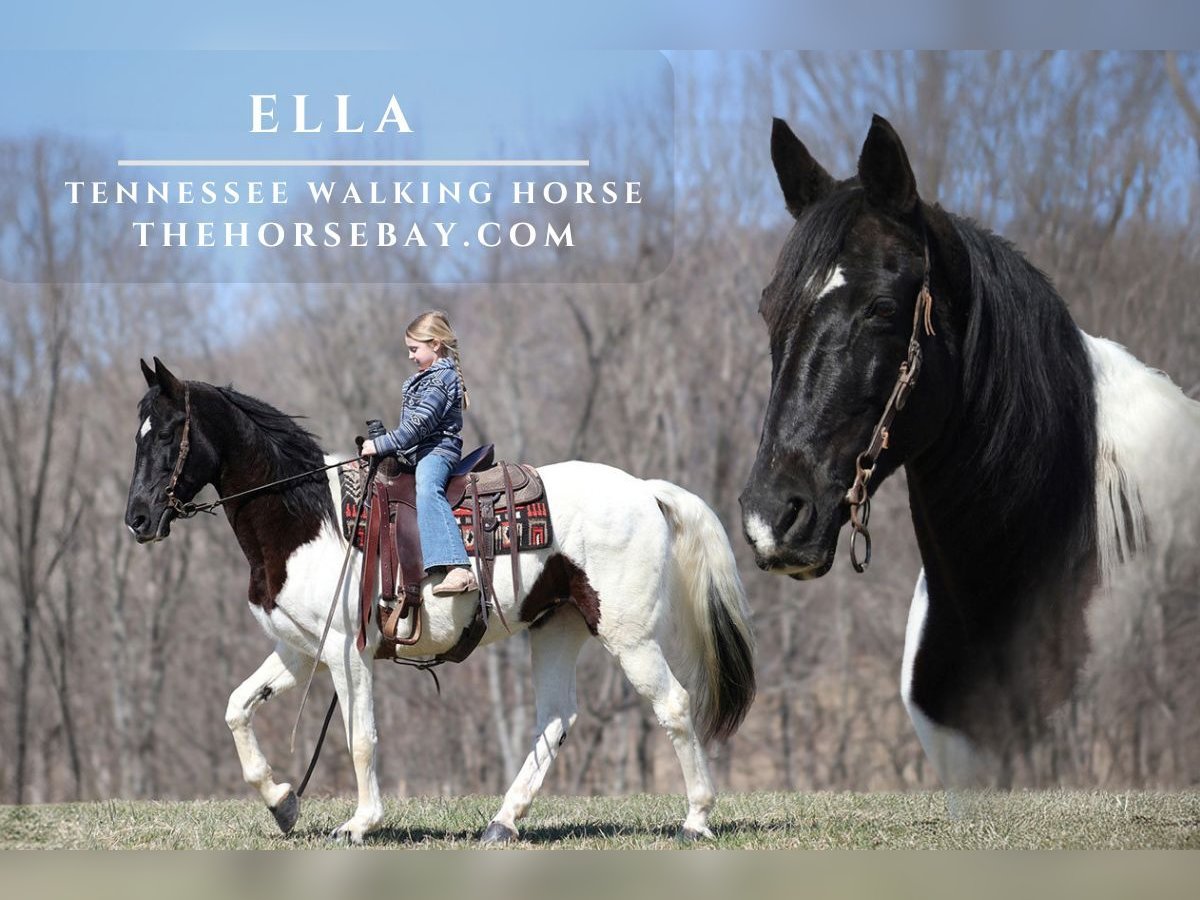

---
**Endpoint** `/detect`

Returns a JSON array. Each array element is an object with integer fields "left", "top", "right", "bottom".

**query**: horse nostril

[
  {"left": 775, "top": 497, "right": 804, "bottom": 536},
  {"left": 129, "top": 513, "right": 149, "bottom": 534}
]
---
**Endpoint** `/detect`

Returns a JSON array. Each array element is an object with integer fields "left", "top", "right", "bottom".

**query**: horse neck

[
  {"left": 205, "top": 392, "right": 275, "bottom": 502},
  {"left": 901, "top": 276, "right": 1100, "bottom": 626},
  {"left": 202, "top": 391, "right": 313, "bottom": 566}
]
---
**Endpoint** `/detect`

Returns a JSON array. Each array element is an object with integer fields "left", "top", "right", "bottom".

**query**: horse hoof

[
  {"left": 270, "top": 791, "right": 300, "bottom": 835},
  {"left": 328, "top": 825, "right": 364, "bottom": 846},
  {"left": 480, "top": 821, "right": 518, "bottom": 845},
  {"left": 677, "top": 826, "right": 713, "bottom": 842}
]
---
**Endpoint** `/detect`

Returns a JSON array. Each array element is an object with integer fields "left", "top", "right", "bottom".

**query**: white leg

[
  {"left": 225, "top": 645, "right": 307, "bottom": 833},
  {"left": 615, "top": 640, "right": 716, "bottom": 839},
  {"left": 324, "top": 641, "right": 383, "bottom": 844},
  {"left": 483, "top": 610, "right": 591, "bottom": 843}
]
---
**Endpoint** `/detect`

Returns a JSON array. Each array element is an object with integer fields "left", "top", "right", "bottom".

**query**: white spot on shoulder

[
  {"left": 138, "top": 417, "right": 151, "bottom": 440},
  {"left": 900, "top": 570, "right": 928, "bottom": 705},
  {"left": 901, "top": 570, "right": 995, "bottom": 788},
  {"left": 816, "top": 265, "right": 846, "bottom": 299},
  {"left": 744, "top": 512, "right": 776, "bottom": 555}
]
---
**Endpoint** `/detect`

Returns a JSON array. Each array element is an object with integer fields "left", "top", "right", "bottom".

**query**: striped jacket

[{"left": 373, "top": 357, "right": 464, "bottom": 463}]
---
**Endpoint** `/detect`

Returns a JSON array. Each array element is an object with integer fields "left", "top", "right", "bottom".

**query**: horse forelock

[{"left": 762, "top": 186, "right": 863, "bottom": 333}]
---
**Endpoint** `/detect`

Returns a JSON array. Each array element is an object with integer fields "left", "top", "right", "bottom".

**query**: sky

[{"left": 4, "top": 1, "right": 1199, "bottom": 51}]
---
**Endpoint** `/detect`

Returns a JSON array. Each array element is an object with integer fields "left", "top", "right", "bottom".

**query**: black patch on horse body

[
  {"left": 211, "top": 385, "right": 337, "bottom": 612},
  {"left": 520, "top": 553, "right": 601, "bottom": 635}
]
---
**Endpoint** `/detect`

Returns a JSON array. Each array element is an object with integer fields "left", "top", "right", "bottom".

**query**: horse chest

[{"left": 244, "top": 529, "right": 348, "bottom": 646}]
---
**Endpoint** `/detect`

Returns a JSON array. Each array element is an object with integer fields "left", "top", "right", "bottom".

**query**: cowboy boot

[{"left": 432, "top": 566, "right": 478, "bottom": 595}]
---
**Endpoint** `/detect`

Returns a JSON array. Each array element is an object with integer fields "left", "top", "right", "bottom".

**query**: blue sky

[{"left": 5, "top": 2, "right": 1199, "bottom": 51}]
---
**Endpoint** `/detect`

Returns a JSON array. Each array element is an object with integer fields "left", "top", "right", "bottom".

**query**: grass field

[{"left": 2, "top": 790, "right": 1198, "bottom": 849}]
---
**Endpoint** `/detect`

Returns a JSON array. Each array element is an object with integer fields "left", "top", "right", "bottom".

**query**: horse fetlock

[
  {"left": 241, "top": 760, "right": 275, "bottom": 791},
  {"left": 688, "top": 789, "right": 716, "bottom": 816},
  {"left": 264, "top": 780, "right": 293, "bottom": 808},
  {"left": 682, "top": 802, "right": 714, "bottom": 838}
]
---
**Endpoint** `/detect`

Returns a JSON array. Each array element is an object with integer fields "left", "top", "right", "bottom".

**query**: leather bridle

[
  {"left": 845, "top": 238, "right": 936, "bottom": 573},
  {"left": 161, "top": 384, "right": 355, "bottom": 520},
  {"left": 163, "top": 386, "right": 195, "bottom": 518}
]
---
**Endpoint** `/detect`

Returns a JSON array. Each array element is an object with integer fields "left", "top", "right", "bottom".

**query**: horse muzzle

[
  {"left": 740, "top": 480, "right": 844, "bottom": 579},
  {"left": 125, "top": 500, "right": 174, "bottom": 543}
]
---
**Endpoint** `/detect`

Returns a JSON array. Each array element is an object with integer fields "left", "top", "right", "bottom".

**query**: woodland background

[{"left": 2, "top": 51, "right": 1199, "bottom": 805}]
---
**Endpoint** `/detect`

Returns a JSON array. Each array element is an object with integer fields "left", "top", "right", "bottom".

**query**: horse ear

[
  {"left": 140, "top": 358, "right": 156, "bottom": 388},
  {"left": 153, "top": 357, "right": 184, "bottom": 401},
  {"left": 857, "top": 114, "right": 918, "bottom": 216},
  {"left": 771, "top": 117, "right": 834, "bottom": 218}
]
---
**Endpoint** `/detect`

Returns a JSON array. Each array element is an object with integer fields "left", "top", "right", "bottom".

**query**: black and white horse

[
  {"left": 740, "top": 115, "right": 1200, "bottom": 786},
  {"left": 125, "top": 359, "right": 755, "bottom": 842}
]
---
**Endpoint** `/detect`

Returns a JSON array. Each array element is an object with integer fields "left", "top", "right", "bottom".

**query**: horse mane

[
  {"left": 212, "top": 384, "right": 339, "bottom": 531},
  {"left": 946, "top": 216, "right": 1098, "bottom": 538}
]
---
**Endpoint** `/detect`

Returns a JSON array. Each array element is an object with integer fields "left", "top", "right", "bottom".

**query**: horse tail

[{"left": 645, "top": 480, "right": 756, "bottom": 745}]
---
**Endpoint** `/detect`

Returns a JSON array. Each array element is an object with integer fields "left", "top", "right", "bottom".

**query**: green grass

[{"left": 2, "top": 791, "right": 1198, "bottom": 849}]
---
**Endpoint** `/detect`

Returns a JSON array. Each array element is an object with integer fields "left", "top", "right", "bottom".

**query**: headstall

[{"left": 845, "top": 237, "right": 936, "bottom": 573}]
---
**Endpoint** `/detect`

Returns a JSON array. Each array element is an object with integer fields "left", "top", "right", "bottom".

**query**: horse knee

[{"left": 225, "top": 695, "right": 250, "bottom": 731}]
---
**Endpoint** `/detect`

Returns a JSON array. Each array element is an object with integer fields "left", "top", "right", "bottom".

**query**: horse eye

[
  {"left": 868, "top": 298, "right": 898, "bottom": 319},
  {"left": 157, "top": 429, "right": 174, "bottom": 442}
]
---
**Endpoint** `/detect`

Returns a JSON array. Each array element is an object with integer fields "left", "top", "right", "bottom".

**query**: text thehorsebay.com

[{"left": 64, "top": 180, "right": 643, "bottom": 249}]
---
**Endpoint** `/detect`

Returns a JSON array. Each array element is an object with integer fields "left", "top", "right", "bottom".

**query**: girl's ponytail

[{"left": 450, "top": 346, "right": 470, "bottom": 410}]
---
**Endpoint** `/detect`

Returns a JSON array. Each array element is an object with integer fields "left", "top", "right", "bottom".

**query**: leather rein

[
  {"left": 164, "top": 385, "right": 359, "bottom": 520},
  {"left": 844, "top": 238, "right": 936, "bottom": 573}
]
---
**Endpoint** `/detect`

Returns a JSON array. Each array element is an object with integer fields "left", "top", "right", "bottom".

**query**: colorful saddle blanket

[{"left": 338, "top": 460, "right": 552, "bottom": 556}]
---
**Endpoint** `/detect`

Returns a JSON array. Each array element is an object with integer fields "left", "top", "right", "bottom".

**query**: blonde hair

[{"left": 406, "top": 310, "right": 470, "bottom": 409}]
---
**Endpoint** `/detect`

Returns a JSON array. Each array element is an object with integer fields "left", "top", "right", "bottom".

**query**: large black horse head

[
  {"left": 124, "top": 358, "right": 221, "bottom": 542},
  {"left": 740, "top": 115, "right": 966, "bottom": 579}
]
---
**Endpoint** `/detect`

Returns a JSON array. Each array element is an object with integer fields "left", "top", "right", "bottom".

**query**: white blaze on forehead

[
  {"left": 816, "top": 265, "right": 846, "bottom": 299},
  {"left": 744, "top": 512, "right": 777, "bottom": 555},
  {"left": 138, "top": 417, "right": 151, "bottom": 440}
]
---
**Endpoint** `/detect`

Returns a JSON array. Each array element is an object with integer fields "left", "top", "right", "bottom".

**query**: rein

[
  {"left": 165, "top": 386, "right": 361, "bottom": 520},
  {"left": 845, "top": 238, "right": 936, "bottom": 573}
]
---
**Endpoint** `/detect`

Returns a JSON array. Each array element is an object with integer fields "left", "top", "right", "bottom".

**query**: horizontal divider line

[{"left": 117, "top": 159, "right": 591, "bottom": 168}]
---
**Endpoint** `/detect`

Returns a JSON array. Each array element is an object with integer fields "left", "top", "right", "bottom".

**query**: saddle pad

[
  {"left": 452, "top": 499, "right": 553, "bottom": 556},
  {"left": 339, "top": 459, "right": 553, "bottom": 554},
  {"left": 340, "top": 459, "right": 370, "bottom": 546}
]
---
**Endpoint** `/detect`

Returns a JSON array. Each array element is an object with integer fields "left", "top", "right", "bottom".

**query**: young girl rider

[{"left": 360, "top": 311, "right": 478, "bottom": 595}]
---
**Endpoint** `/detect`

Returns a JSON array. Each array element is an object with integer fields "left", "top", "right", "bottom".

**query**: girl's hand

[{"left": 361, "top": 439, "right": 377, "bottom": 457}]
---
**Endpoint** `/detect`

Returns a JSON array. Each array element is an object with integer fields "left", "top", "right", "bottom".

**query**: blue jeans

[{"left": 415, "top": 452, "right": 469, "bottom": 571}]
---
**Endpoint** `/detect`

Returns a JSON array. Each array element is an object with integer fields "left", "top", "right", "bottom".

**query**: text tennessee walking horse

[
  {"left": 740, "top": 115, "right": 1200, "bottom": 786},
  {"left": 125, "top": 359, "right": 754, "bottom": 843}
]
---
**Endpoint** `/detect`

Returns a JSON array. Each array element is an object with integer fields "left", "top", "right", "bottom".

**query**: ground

[{"left": 2, "top": 791, "right": 1198, "bottom": 849}]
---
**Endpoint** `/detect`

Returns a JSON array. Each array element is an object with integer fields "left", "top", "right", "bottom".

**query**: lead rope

[{"left": 846, "top": 239, "right": 936, "bottom": 573}]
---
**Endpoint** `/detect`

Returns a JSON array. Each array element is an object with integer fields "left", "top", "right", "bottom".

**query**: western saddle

[{"left": 348, "top": 444, "right": 549, "bottom": 664}]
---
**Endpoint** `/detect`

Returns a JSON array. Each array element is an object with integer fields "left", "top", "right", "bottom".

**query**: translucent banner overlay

[{"left": 0, "top": 51, "right": 674, "bottom": 284}]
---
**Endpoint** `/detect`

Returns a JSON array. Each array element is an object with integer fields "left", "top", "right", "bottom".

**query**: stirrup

[{"left": 432, "top": 567, "right": 478, "bottom": 595}]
